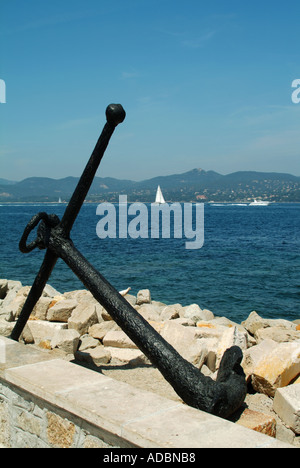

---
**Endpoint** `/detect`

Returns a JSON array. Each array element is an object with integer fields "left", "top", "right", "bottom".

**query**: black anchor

[{"left": 10, "top": 104, "right": 247, "bottom": 419}]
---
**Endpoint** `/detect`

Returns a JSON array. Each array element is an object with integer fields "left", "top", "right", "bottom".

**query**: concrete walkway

[{"left": 0, "top": 336, "right": 294, "bottom": 448}]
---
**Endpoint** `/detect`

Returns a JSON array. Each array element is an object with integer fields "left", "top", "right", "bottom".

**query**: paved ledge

[{"left": 0, "top": 336, "right": 294, "bottom": 448}]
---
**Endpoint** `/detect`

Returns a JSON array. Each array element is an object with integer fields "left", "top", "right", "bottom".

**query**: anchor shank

[
  {"left": 59, "top": 104, "right": 126, "bottom": 236},
  {"left": 10, "top": 249, "right": 58, "bottom": 341},
  {"left": 59, "top": 123, "right": 115, "bottom": 236}
]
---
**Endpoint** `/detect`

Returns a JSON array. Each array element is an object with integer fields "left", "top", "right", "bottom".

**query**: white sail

[{"left": 155, "top": 185, "right": 165, "bottom": 204}]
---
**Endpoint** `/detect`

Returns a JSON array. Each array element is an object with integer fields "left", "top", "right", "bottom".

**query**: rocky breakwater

[{"left": 0, "top": 278, "right": 300, "bottom": 447}]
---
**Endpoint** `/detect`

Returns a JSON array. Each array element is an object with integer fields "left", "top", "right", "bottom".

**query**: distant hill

[
  {"left": 0, "top": 178, "right": 17, "bottom": 185},
  {"left": 0, "top": 169, "right": 299, "bottom": 203}
]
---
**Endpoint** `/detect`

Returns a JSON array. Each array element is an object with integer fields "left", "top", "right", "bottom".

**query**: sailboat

[{"left": 154, "top": 185, "right": 166, "bottom": 204}]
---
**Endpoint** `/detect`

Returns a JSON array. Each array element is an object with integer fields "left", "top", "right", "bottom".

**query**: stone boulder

[
  {"left": 88, "top": 321, "right": 119, "bottom": 341},
  {"left": 78, "top": 335, "right": 100, "bottom": 351},
  {"left": 89, "top": 346, "right": 112, "bottom": 366},
  {"left": 0, "top": 318, "right": 15, "bottom": 337},
  {"left": 160, "top": 303, "right": 183, "bottom": 321},
  {"left": 136, "top": 289, "right": 151, "bottom": 305},
  {"left": 102, "top": 330, "right": 138, "bottom": 349},
  {"left": 104, "top": 347, "right": 149, "bottom": 366},
  {"left": 42, "top": 284, "right": 61, "bottom": 298},
  {"left": 242, "top": 311, "right": 271, "bottom": 335},
  {"left": 47, "top": 299, "right": 78, "bottom": 322},
  {"left": 180, "top": 304, "right": 214, "bottom": 323},
  {"left": 32, "top": 297, "right": 54, "bottom": 321},
  {"left": 215, "top": 325, "right": 248, "bottom": 369},
  {"left": 26, "top": 320, "right": 67, "bottom": 344},
  {"left": 135, "top": 303, "right": 162, "bottom": 322},
  {"left": 273, "top": 384, "right": 300, "bottom": 435},
  {"left": 75, "top": 345, "right": 111, "bottom": 367},
  {"left": 0, "top": 286, "right": 30, "bottom": 320},
  {"left": 236, "top": 408, "right": 276, "bottom": 438},
  {"left": 50, "top": 329, "right": 80, "bottom": 354},
  {"left": 242, "top": 339, "right": 278, "bottom": 383},
  {"left": 68, "top": 303, "right": 98, "bottom": 335},
  {"left": 254, "top": 326, "right": 300, "bottom": 344},
  {"left": 160, "top": 321, "right": 208, "bottom": 368},
  {"left": 242, "top": 311, "right": 298, "bottom": 336},
  {"left": 251, "top": 342, "right": 300, "bottom": 396}
]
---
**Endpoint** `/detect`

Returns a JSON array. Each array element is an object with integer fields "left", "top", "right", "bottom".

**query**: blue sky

[{"left": 0, "top": 0, "right": 300, "bottom": 181}]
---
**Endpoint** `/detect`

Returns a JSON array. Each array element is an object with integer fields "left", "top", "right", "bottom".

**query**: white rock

[
  {"left": 273, "top": 384, "right": 300, "bottom": 435},
  {"left": 124, "top": 294, "right": 137, "bottom": 306},
  {"left": 215, "top": 326, "right": 248, "bottom": 368},
  {"left": 0, "top": 286, "right": 29, "bottom": 319},
  {"left": 63, "top": 289, "right": 93, "bottom": 302},
  {"left": 102, "top": 330, "right": 137, "bottom": 349},
  {"left": 160, "top": 304, "right": 183, "bottom": 321},
  {"left": 242, "top": 311, "right": 270, "bottom": 335},
  {"left": 20, "top": 324, "right": 34, "bottom": 344},
  {"left": 88, "top": 321, "right": 119, "bottom": 341},
  {"left": 242, "top": 311, "right": 297, "bottom": 336},
  {"left": 136, "top": 289, "right": 151, "bottom": 305},
  {"left": 135, "top": 303, "right": 161, "bottom": 322},
  {"left": 7, "top": 280, "right": 22, "bottom": 290},
  {"left": 27, "top": 320, "right": 67, "bottom": 344},
  {"left": 89, "top": 346, "right": 111, "bottom": 366},
  {"left": 241, "top": 339, "right": 278, "bottom": 382},
  {"left": 105, "top": 347, "right": 150, "bottom": 366},
  {"left": 42, "top": 284, "right": 61, "bottom": 298},
  {"left": 75, "top": 346, "right": 111, "bottom": 366},
  {"left": 171, "top": 317, "right": 195, "bottom": 327},
  {"left": 32, "top": 297, "right": 53, "bottom": 320},
  {"left": 79, "top": 335, "right": 100, "bottom": 351},
  {"left": 195, "top": 321, "right": 227, "bottom": 339},
  {"left": 255, "top": 326, "right": 300, "bottom": 344},
  {"left": 68, "top": 302, "right": 98, "bottom": 335},
  {"left": 51, "top": 329, "right": 80, "bottom": 354},
  {"left": 251, "top": 341, "right": 300, "bottom": 396},
  {"left": 267, "top": 318, "right": 297, "bottom": 330},
  {"left": 181, "top": 304, "right": 214, "bottom": 323},
  {"left": 47, "top": 299, "right": 78, "bottom": 322},
  {"left": 201, "top": 309, "right": 215, "bottom": 321},
  {"left": 160, "top": 321, "right": 208, "bottom": 368},
  {"left": 0, "top": 318, "right": 15, "bottom": 336}
]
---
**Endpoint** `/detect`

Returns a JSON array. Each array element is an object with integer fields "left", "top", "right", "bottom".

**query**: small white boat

[
  {"left": 249, "top": 199, "right": 270, "bottom": 206},
  {"left": 154, "top": 185, "right": 166, "bottom": 204}
]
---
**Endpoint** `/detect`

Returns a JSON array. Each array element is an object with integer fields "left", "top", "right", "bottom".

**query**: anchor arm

[{"left": 10, "top": 249, "right": 58, "bottom": 341}]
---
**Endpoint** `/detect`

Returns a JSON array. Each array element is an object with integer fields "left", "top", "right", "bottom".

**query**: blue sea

[{"left": 0, "top": 202, "right": 299, "bottom": 324}]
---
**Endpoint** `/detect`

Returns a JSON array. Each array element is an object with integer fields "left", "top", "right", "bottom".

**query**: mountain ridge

[{"left": 0, "top": 168, "right": 299, "bottom": 203}]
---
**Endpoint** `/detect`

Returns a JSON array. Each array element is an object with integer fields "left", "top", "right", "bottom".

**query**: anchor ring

[{"left": 19, "top": 212, "right": 60, "bottom": 253}]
